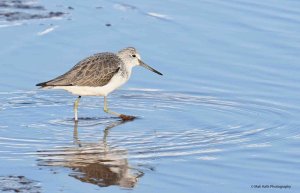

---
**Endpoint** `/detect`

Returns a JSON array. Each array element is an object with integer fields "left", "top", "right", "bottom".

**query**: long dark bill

[{"left": 139, "top": 59, "right": 163, "bottom": 76}]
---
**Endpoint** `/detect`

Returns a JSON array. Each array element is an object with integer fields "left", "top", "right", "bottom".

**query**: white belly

[{"left": 49, "top": 74, "right": 129, "bottom": 96}]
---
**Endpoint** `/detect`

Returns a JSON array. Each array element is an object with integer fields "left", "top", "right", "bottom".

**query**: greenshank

[{"left": 36, "top": 47, "right": 163, "bottom": 121}]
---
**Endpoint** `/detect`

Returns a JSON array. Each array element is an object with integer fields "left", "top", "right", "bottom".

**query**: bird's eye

[{"left": 132, "top": 54, "right": 136, "bottom": 57}]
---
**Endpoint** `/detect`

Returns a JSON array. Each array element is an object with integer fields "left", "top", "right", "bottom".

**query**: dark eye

[{"left": 132, "top": 54, "right": 136, "bottom": 57}]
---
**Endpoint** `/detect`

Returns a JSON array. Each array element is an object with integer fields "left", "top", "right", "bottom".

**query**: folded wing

[{"left": 36, "top": 53, "right": 121, "bottom": 87}]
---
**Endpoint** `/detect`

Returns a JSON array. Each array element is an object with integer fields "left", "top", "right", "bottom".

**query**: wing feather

[{"left": 36, "top": 53, "right": 122, "bottom": 87}]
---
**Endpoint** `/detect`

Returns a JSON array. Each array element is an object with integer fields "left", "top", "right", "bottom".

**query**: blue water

[{"left": 0, "top": 0, "right": 300, "bottom": 192}]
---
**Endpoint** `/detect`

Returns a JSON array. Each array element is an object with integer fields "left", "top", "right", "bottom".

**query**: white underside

[{"left": 46, "top": 73, "right": 129, "bottom": 96}]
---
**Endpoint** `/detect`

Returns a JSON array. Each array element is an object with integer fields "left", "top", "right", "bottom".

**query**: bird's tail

[{"left": 36, "top": 82, "right": 48, "bottom": 87}]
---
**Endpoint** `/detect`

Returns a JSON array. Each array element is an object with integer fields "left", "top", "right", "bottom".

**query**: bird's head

[{"left": 117, "top": 47, "right": 163, "bottom": 76}]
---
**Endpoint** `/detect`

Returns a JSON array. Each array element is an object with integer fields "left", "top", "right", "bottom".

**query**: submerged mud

[
  {"left": 0, "top": 0, "right": 65, "bottom": 21},
  {"left": 0, "top": 175, "right": 41, "bottom": 193}
]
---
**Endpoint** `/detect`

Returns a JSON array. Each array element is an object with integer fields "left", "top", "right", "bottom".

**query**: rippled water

[{"left": 1, "top": 0, "right": 300, "bottom": 193}]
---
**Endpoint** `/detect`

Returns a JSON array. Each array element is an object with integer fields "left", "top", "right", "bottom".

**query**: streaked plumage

[{"left": 37, "top": 53, "right": 124, "bottom": 87}]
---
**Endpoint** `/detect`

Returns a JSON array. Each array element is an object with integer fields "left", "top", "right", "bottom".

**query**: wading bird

[{"left": 36, "top": 47, "right": 162, "bottom": 121}]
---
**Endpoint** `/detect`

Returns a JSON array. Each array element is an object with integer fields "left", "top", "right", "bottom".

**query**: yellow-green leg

[
  {"left": 103, "top": 96, "right": 136, "bottom": 121},
  {"left": 74, "top": 96, "right": 81, "bottom": 122},
  {"left": 103, "top": 96, "right": 121, "bottom": 116}
]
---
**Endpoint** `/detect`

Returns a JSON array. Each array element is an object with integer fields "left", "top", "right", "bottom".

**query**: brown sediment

[{"left": 119, "top": 114, "right": 136, "bottom": 121}]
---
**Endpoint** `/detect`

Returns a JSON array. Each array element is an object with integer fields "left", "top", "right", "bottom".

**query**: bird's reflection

[{"left": 37, "top": 120, "right": 143, "bottom": 188}]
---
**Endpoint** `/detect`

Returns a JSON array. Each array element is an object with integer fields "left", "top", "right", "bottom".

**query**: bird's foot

[{"left": 119, "top": 114, "right": 136, "bottom": 121}]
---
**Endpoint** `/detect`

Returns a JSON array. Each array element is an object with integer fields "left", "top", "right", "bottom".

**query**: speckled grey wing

[{"left": 36, "top": 53, "right": 121, "bottom": 87}]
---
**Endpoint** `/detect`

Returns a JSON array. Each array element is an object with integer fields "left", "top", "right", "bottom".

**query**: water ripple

[{"left": 0, "top": 89, "right": 297, "bottom": 187}]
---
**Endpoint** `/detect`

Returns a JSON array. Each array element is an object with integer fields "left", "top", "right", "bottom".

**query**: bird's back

[{"left": 37, "top": 52, "right": 123, "bottom": 87}]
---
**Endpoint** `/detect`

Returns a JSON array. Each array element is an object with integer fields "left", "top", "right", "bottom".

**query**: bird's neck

[
  {"left": 117, "top": 54, "right": 135, "bottom": 79},
  {"left": 124, "top": 63, "right": 134, "bottom": 79}
]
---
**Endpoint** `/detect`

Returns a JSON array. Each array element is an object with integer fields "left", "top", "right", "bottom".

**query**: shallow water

[{"left": 1, "top": 0, "right": 300, "bottom": 193}]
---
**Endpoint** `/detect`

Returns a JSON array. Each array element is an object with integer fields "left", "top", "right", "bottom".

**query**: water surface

[{"left": 0, "top": 0, "right": 300, "bottom": 193}]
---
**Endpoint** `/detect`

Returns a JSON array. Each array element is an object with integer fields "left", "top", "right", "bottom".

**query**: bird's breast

[
  {"left": 50, "top": 68, "right": 131, "bottom": 96},
  {"left": 100, "top": 71, "right": 129, "bottom": 96}
]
